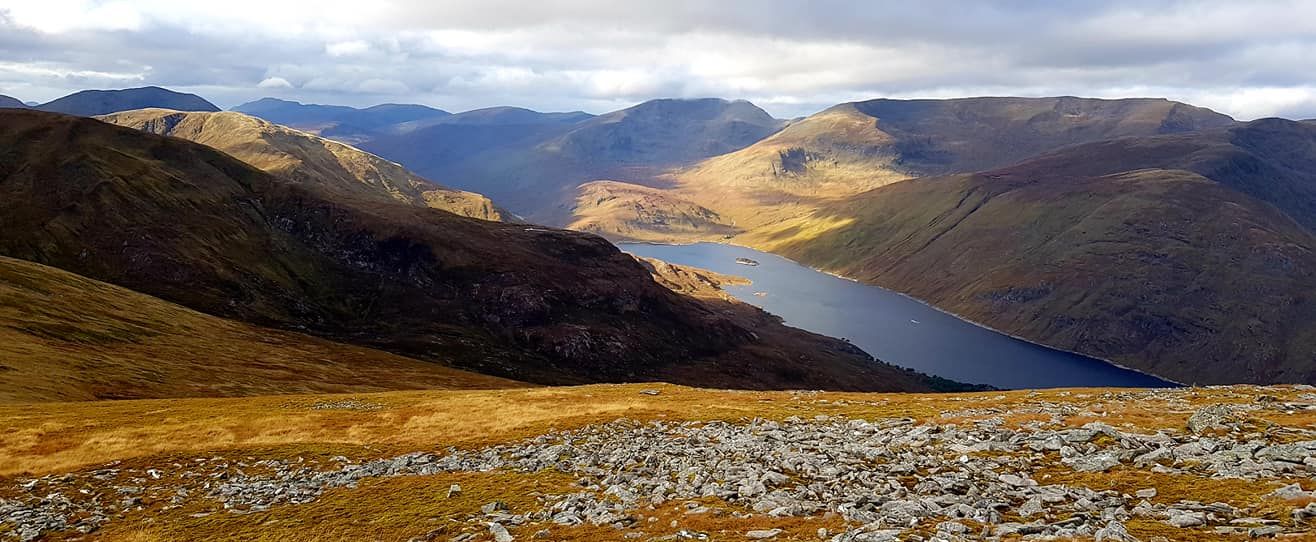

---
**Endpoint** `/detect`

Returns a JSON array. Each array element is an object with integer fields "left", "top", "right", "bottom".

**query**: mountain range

[
  {"left": 232, "top": 97, "right": 453, "bottom": 143},
  {"left": 357, "top": 98, "right": 785, "bottom": 223},
  {"left": 97, "top": 108, "right": 505, "bottom": 221},
  {"left": 4, "top": 84, "right": 1316, "bottom": 391},
  {"left": 0, "top": 108, "right": 966, "bottom": 401}
]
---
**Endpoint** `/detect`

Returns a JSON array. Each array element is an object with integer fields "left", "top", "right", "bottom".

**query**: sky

[{"left": 2, "top": 0, "right": 1315, "bottom": 119}]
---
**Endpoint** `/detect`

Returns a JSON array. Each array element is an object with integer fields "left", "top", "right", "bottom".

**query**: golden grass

[
  {"left": 5, "top": 384, "right": 1314, "bottom": 541},
  {"left": 98, "top": 108, "right": 503, "bottom": 221},
  {"left": 0, "top": 256, "right": 522, "bottom": 403},
  {"left": 96, "top": 471, "right": 577, "bottom": 542}
]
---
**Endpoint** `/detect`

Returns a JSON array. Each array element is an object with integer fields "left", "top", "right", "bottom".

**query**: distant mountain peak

[
  {"left": 0, "top": 94, "right": 26, "bottom": 109},
  {"left": 36, "top": 86, "right": 219, "bottom": 116}
]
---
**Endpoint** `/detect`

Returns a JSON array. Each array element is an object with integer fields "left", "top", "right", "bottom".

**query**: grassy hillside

[
  {"left": 568, "top": 180, "right": 740, "bottom": 241},
  {"left": 0, "top": 109, "right": 953, "bottom": 392},
  {"left": 0, "top": 256, "right": 520, "bottom": 403},
  {"left": 2, "top": 384, "right": 1314, "bottom": 541},
  {"left": 99, "top": 108, "right": 505, "bottom": 221},
  {"left": 753, "top": 120, "right": 1316, "bottom": 385},
  {"left": 571, "top": 97, "right": 1238, "bottom": 244}
]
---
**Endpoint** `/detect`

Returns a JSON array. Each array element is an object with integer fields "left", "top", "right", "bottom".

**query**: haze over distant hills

[
  {"left": 35, "top": 86, "right": 219, "bottom": 116},
  {"left": 99, "top": 108, "right": 505, "bottom": 221},
  {"left": 233, "top": 97, "right": 453, "bottom": 143},
  {"left": 5, "top": 84, "right": 1316, "bottom": 388},
  {"left": 360, "top": 97, "right": 785, "bottom": 223},
  {"left": 0, "top": 108, "right": 959, "bottom": 395}
]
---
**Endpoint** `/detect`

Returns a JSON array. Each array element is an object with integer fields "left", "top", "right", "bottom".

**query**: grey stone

[{"left": 488, "top": 522, "right": 514, "bottom": 542}]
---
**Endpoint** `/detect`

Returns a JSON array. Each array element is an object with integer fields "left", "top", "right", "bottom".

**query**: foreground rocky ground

[{"left": 2, "top": 385, "right": 1315, "bottom": 541}]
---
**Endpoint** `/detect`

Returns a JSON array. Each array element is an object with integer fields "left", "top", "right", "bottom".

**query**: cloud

[
  {"left": 325, "top": 40, "right": 370, "bottom": 57},
  {"left": 0, "top": 0, "right": 1314, "bottom": 119},
  {"left": 257, "top": 77, "right": 293, "bottom": 89}
]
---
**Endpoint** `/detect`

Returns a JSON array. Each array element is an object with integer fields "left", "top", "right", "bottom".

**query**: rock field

[{"left": 4, "top": 386, "right": 1316, "bottom": 541}]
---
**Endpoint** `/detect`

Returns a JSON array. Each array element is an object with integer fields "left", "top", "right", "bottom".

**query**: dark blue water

[{"left": 622, "top": 242, "right": 1173, "bottom": 390}]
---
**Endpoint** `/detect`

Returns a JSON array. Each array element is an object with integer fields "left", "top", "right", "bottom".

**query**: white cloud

[
  {"left": 2, "top": 0, "right": 1316, "bottom": 119},
  {"left": 257, "top": 77, "right": 293, "bottom": 89},
  {"left": 325, "top": 40, "right": 370, "bottom": 57}
]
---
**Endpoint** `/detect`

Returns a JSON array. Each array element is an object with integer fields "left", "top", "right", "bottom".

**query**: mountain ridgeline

[
  {"left": 232, "top": 97, "right": 454, "bottom": 143},
  {"left": 0, "top": 94, "right": 26, "bottom": 109},
  {"left": 510, "top": 95, "right": 1314, "bottom": 386},
  {"left": 35, "top": 86, "right": 220, "bottom": 116},
  {"left": 0, "top": 109, "right": 964, "bottom": 396},
  {"left": 359, "top": 98, "right": 786, "bottom": 223},
  {"left": 98, "top": 108, "right": 505, "bottom": 221}
]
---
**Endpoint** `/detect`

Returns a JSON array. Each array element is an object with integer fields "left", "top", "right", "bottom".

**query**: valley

[
  {"left": 621, "top": 243, "right": 1172, "bottom": 390},
  {"left": 3, "top": 51, "right": 1316, "bottom": 542}
]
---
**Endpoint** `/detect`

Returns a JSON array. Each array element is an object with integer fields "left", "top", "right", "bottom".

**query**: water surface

[{"left": 623, "top": 242, "right": 1172, "bottom": 389}]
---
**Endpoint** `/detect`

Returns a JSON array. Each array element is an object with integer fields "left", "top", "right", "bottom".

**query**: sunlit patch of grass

[{"left": 98, "top": 471, "right": 576, "bottom": 542}]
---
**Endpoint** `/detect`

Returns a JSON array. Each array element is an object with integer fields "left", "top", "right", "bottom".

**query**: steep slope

[
  {"left": 0, "top": 109, "right": 955, "bottom": 392},
  {"left": 0, "top": 256, "right": 521, "bottom": 403},
  {"left": 0, "top": 94, "right": 26, "bottom": 109},
  {"left": 543, "top": 98, "right": 785, "bottom": 167},
  {"left": 37, "top": 86, "right": 219, "bottom": 116},
  {"left": 233, "top": 98, "right": 451, "bottom": 142},
  {"left": 99, "top": 108, "right": 504, "bottom": 221},
  {"left": 846, "top": 96, "right": 1235, "bottom": 174},
  {"left": 757, "top": 119, "right": 1316, "bottom": 385},
  {"left": 568, "top": 181, "right": 740, "bottom": 241},
  {"left": 363, "top": 98, "right": 784, "bottom": 223},
  {"left": 575, "top": 97, "right": 1238, "bottom": 243}
]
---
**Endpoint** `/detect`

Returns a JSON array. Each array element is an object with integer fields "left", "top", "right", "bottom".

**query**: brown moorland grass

[
  {"left": 4, "top": 384, "right": 1315, "bottom": 541},
  {"left": 0, "top": 255, "right": 523, "bottom": 403}
]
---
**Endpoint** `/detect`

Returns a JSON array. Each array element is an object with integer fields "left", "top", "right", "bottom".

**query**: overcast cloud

[{"left": 1, "top": 0, "right": 1315, "bottom": 119}]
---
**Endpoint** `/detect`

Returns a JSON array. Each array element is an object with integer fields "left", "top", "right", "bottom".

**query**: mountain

[
  {"left": 362, "top": 98, "right": 785, "bottom": 223},
  {"left": 0, "top": 109, "right": 960, "bottom": 392},
  {"left": 0, "top": 94, "right": 26, "bottom": 109},
  {"left": 433, "top": 106, "right": 594, "bottom": 126},
  {"left": 98, "top": 108, "right": 504, "bottom": 221},
  {"left": 753, "top": 118, "right": 1316, "bottom": 385},
  {"left": 233, "top": 98, "right": 451, "bottom": 142},
  {"left": 569, "top": 180, "right": 739, "bottom": 241},
  {"left": 0, "top": 255, "right": 520, "bottom": 402},
  {"left": 543, "top": 98, "right": 785, "bottom": 167},
  {"left": 37, "top": 86, "right": 219, "bottom": 116},
  {"left": 596, "top": 97, "right": 1239, "bottom": 242}
]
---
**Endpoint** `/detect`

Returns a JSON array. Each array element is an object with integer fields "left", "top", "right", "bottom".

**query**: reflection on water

[{"left": 623, "top": 242, "right": 1173, "bottom": 390}]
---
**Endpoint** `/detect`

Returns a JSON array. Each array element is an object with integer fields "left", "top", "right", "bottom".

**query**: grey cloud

[{"left": 0, "top": 1, "right": 1314, "bottom": 119}]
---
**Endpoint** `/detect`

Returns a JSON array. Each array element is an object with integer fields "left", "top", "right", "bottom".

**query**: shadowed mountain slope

[
  {"left": 37, "top": 86, "right": 219, "bottom": 116},
  {"left": 0, "top": 109, "right": 959, "bottom": 392},
  {"left": 233, "top": 98, "right": 452, "bottom": 143},
  {"left": 755, "top": 119, "right": 1316, "bottom": 385},
  {"left": 362, "top": 98, "right": 785, "bottom": 223},
  {"left": 99, "top": 108, "right": 504, "bottom": 221},
  {"left": 0, "top": 94, "right": 26, "bottom": 109},
  {"left": 0, "top": 255, "right": 522, "bottom": 403},
  {"left": 567, "top": 97, "right": 1237, "bottom": 244}
]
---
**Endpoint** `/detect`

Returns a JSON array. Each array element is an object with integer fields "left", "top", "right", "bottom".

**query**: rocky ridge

[{"left": 4, "top": 386, "right": 1316, "bottom": 541}]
